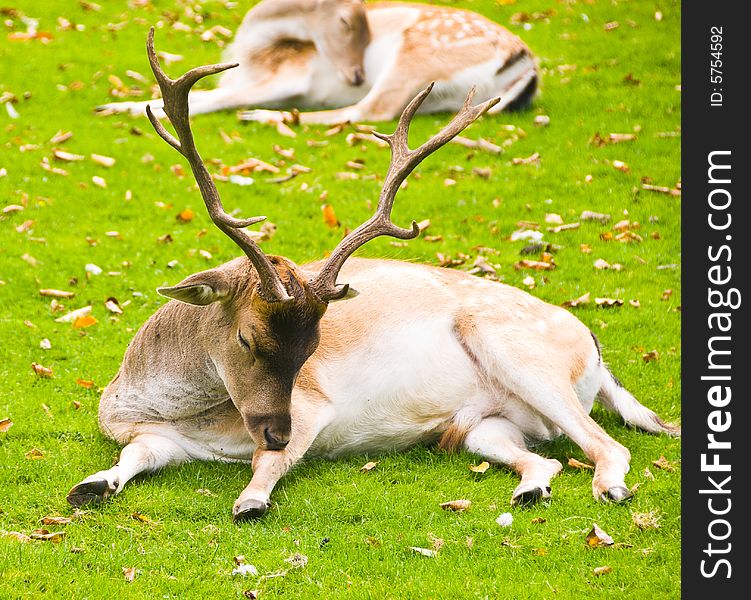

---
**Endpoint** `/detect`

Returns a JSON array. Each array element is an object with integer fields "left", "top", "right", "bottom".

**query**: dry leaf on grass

[
  {"left": 39, "top": 288, "right": 75, "bottom": 299},
  {"left": 29, "top": 529, "right": 65, "bottom": 543},
  {"left": 73, "top": 315, "right": 98, "bottom": 329},
  {"left": 496, "top": 513, "right": 513, "bottom": 527},
  {"left": 322, "top": 204, "right": 340, "bottom": 228},
  {"left": 632, "top": 511, "right": 661, "bottom": 530},
  {"left": 284, "top": 553, "right": 308, "bottom": 568},
  {"left": 1, "top": 530, "right": 31, "bottom": 543},
  {"left": 562, "top": 292, "right": 591, "bottom": 308},
  {"left": 652, "top": 455, "right": 677, "bottom": 472},
  {"left": 40, "top": 516, "right": 73, "bottom": 525},
  {"left": 123, "top": 567, "right": 138, "bottom": 582},
  {"left": 360, "top": 461, "right": 377, "bottom": 473},
  {"left": 0, "top": 418, "right": 13, "bottom": 433},
  {"left": 31, "top": 362, "right": 53, "bottom": 378},
  {"left": 439, "top": 499, "right": 471, "bottom": 512},
  {"left": 469, "top": 461, "right": 490, "bottom": 473},
  {"left": 55, "top": 306, "right": 92, "bottom": 323},
  {"left": 567, "top": 457, "right": 594, "bottom": 470},
  {"left": 25, "top": 448, "right": 45, "bottom": 459},
  {"left": 593, "top": 566, "right": 613, "bottom": 576},
  {"left": 176, "top": 208, "right": 195, "bottom": 223},
  {"left": 410, "top": 546, "right": 437, "bottom": 558},
  {"left": 585, "top": 523, "right": 614, "bottom": 548}
]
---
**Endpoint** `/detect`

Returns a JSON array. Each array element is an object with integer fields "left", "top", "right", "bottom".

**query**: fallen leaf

[
  {"left": 123, "top": 567, "right": 137, "bottom": 583},
  {"left": 594, "top": 566, "right": 613, "bottom": 576},
  {"left": 532, "top": 547, "right": 548, "bottom": 556},
  {"left": 105, "top": 299, "right": 123, "bottom": 314},
  {"left": 176, "top": 208, "right": 195, "bottom": 223},
  {"left": 92, "top": 175, "right": 107, "bottom": 188},
  {"left": 53, "top": 149, "right": 84, "bottom": 162},
  {"left": 595, "top": 297, "right": 624, "bottom": 307},
  {"left": 593, "top": 259, "right": 611, "bottom": 270},
  {"left": 611, "top": 160, "right": 630, "bottom": 172},
  {"left": 39, "top": 288, "right": 75, "bottom": 299},
  {"left": 585, "top": 523, "right": 614, "bottom": 548},
  {"left": 580, "top": 210, "right": 610, "bottom": 223},
  {"left": 73, "top": 315, "right": 98, "bottom": 329},
  {"left": 469, "top": 461, "right": 490, "bottom": 473},
  {"left": 547, "top": 222, "right": 580, "bottom": 233},
  {"left": 409, "top": 546, "right": 437, "bottom": 557},
  {"left": 76, "top": 379, "right": 95, "bottom": 389},
  {"left": 91, "top": 154, "right": 116, "bottom": 168},
  {"left": 439, "top": 499, "right": 471, "bottom": 512},
  {"left": 533, "top": 115, "right": 550, "bottom": 127},
  {"left": 130, "top": 512, "right": 154, "bottom": 524},
  {"left": 29, "top": 529, "right": 65, "bottom": 543},
  {"left": 512, "top": 152, "right": 541, "bottom": 165},
  {"left": 531, "top": 517, "right": 547, "bottom": 524},
  {"left": 25, "top": 448, "right": 45, "bottom": 459},
  {"left": 642, "top": 350, "right": 660, "bottom": 363},
  {"left": 567, "top": 457, "right": 594, "bottom": 470},
  {"left": 321, "top": 204, "right": 340, "bottom": 229},
  {"left": 360, "top": 461, "right": 377, "bottom": 473},
  {"left": 243, "top": 590, "right": 260, "bottom": 599},
  {"left": 0, "top": 418, "right": 13, "bottom": 433},
  {"left": 31, "top": 362, "right": 53, "bottom": 378},
  {"left": 40, "top": 516, "right": 73, "bottom": 525},
  {"left": 652, "top": 455, "right": 676, "bottom": 472},
  {"left": 451, "top": 135, "right": 502, "bottom": 154},
  {"left": 545, "top": 213, "right": 563, "bottom": 225},
  {"left": 1, "top": 530, "right": 31, "bottom": 543},
  {"left": 284, "top": 553, "right": 308, "bottom": 568},
  {"left": 631, "top": 511, "right": 661, "bottom": 530},
  {"left": 514, "top": 259, "right": 554, "bottom": 271}
]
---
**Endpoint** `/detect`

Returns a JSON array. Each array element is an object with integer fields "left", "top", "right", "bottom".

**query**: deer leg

[
  {"left": 457, "top": 321, "right": 633, "bottom": 503},
  {"left": 66, "top": 429, "right": 192, "bottom": 507},
  {"left": 233, "top": 394, "right": 333, "bottom": 521},
  {"left": 98, "top": 75, "right": 310, "bottom": 118},
  {"left": 464, "top": 416, "right": 563, "bottom": 506}
]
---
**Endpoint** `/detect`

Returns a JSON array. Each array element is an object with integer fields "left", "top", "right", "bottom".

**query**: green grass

[{"left": 0, "top": 0, "right": 680, "bottom": 598}]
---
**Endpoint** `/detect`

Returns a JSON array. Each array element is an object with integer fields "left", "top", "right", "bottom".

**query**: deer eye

[{"left": 237, "top": 331, "right": 252, "bottom": 351}]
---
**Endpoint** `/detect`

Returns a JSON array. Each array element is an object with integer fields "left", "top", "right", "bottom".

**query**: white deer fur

[
  {"left": 70, "top": 257, "right": 679, "bottom": 517},
  {"left": 99, "top": 0, "right": 538, "bottom": 123}
]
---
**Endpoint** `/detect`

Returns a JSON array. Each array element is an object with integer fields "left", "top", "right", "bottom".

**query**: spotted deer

[
  {"left": 68, "top": 30, "right": 678, "bottom": 521},
  {"left": 98, "top": 0, "right": 537, "bottom": 124}
]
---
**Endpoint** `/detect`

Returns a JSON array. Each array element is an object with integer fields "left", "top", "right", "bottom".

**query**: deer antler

[
  {"left": 145, "top": 28, "right": 291, "bottom": 303},
  {"left": 310, "top": 83, "right": 500, "bottom": 302}
]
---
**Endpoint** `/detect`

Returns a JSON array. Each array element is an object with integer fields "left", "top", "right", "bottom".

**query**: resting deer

[
  {"left": 68, "top": 30, "right": 678, "bottom": 521},
  {"left": 98, "top": 0, "right": 537, "bottom": 124}
]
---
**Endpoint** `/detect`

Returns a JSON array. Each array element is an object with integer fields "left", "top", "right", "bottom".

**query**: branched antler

[
  {"left": 145, "top": 28, "right": 291, "bottom": 303},
  {"left": 310, "top": 83, "right": 500, "bottom": 302}
]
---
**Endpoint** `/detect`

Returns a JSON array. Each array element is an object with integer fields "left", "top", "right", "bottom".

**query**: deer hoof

[
  {"left": 233, "top": 498, "right": 271, "bottom": 522},
  {"left": 600, "top": 486, "right": 633, "bottom": 503},
  {"left": 66, "top": 478, "right": 117, "bottom": 507},
  {"left": 511, "top": 484, "right": 552, "bottom": 507}
]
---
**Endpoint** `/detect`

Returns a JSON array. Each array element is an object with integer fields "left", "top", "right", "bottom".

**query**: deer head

[
  {"left": 145, "top": 28, "right": 498, "bottom": 451},
  {"left": 310, "top": 0, "right": 370, "bottom": 86}
]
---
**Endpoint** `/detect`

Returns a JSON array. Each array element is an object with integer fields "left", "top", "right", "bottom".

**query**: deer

[
  {"left": 97, "top": 0, "right": 538, "bottom": 124},
  {"left": 67, "top": 29, "right": 679, "bottom": 522}
]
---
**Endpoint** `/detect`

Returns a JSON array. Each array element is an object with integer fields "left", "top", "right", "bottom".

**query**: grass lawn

[{"left": 0, "top": 0, "right": 681, "bottom": 598}]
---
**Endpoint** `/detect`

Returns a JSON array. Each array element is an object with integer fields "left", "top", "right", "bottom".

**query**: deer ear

[{"left": 157, "top": 269, "right": 231, "bottom": 306}]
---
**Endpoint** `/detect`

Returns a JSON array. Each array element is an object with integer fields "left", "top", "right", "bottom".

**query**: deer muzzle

[{"left": 245, "top": 414, "right": 292, "bottom": 451}]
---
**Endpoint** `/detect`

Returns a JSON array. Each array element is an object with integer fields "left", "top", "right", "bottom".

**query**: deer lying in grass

[
  {"left": 68, "top": 29, "right": 678, "bottom": 521},
  {"left": 98, "top": 0, "right": 537, "bottom": 124}
]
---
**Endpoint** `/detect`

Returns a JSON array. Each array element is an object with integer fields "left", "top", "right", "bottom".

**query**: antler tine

[
  {"left": 145, "top": 28, "right": 291, "bottom": 303},
  {"left": 310, "top": 85, "right": 500, "bottom": 302}
]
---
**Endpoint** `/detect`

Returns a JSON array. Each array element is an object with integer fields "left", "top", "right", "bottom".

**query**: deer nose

[
  {"left": 349, "top": 66, "right": 365, "bottom": 86},
  {"left": 263, "top": 427, "right": 289, "bottom": 450}
]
